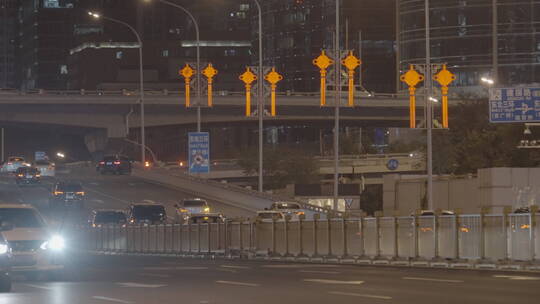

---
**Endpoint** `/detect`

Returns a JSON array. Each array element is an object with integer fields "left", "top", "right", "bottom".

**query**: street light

[
  {"left": 143, "top": 0, "right": 202, "bottom": 132},
  {"left": 253, "top": 0, "right": 264, "bottom": 193},
  {"left": 56, "top": 152, "right": 65, "bottom": 159},
  {"left": 481, "top": 77, "right": 495, "bottom": 85},
  {"left": 88, "top": 11, "right": 146, "bottom": 164}
]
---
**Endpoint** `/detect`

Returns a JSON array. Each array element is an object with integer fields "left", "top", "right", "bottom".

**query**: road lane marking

[
  {"left": 220, "top": 265, "right": 250, "bottom": 269},
  {"left": 299, "top": 270, "right": 340, "bottom": 274},
  {"left": 25, "top": 284, "right": 53, "bottom": 290},
  {"left": 217, "top": 268, "right": 237, "bottom": 273},
  {"left": 403, "top": 277, "right": 464, "bottom": 283},
  {"left": 84, "top": 186, "right": 130, "bottom": 204},
  {"left": 329, "top": 291, "right": 392, "bottom": 300},
  {"left": 92, "top": 296, "right": 134, "bottom": 304},
  {"left": 138, "top": 273, "right": 171, "bottom": 278},
  {"left": 262, "top": 264, "right": 339, "bottom": 269},
  {"left": 117, "top": 282, "right": 167, "bottom": 288},
  {"left": 303, "top": 279, "right": 364, "bottom": 285},
  {"left": 90, "top": 199, "right": 105, "bottom": 204},
  {"left": 215, "top": 280, "right": 260, "bottom": 287},
  {"left": 142, "top": 266, "right": 208, "bottom": 271},
  {"left": 493, "top": 275, "right": 540, "bottom": 280}
]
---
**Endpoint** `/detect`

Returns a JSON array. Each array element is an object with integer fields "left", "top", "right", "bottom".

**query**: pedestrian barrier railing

[{"left": 75, "top": 213, "right": 540, "bottom": 268}]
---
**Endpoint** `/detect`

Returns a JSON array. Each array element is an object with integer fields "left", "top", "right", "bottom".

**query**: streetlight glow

[
  {"left": 481, "top": 77, "right": 495, "bottom": 85},
  {"left": 429, "top": 97, "right": 439, "bottom": 103},
  {"left": 56, "top": 152, "right": 65, "bottom": 158}
]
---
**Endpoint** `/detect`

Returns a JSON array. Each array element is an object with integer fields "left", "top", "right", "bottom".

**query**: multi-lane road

[
  {"left": 4, "top": 254, "right": 540, "bottom": 304},
  {"left": 1, "top": 166, "right": 540, "bottom": 303}
]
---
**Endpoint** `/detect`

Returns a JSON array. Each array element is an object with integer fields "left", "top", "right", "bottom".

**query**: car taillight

[
  {"left": 113, "top": 161, "right": 121, "bottom": 165},
  {"left": 54, "top": 191, "right": 64, "bottom": 195},
  {"left": 7, "top": 162, "right": 12, "bottom": 165},
  {"left": 76, "top": 191, "right": 85, "bottom": 195},
  {"left": 99, "top": 161, "right": 105, "bottom": 165},
  {"left": 17, "top": 174, "right": 23, "bottom": 177}
]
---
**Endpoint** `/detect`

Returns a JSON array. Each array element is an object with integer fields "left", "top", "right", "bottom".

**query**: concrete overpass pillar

[
  {"left": 84, "top": 124, "right": 128, "bottom": 161},
  {"left": 84, "top": 129, "right": 108, "bottom": 161}
]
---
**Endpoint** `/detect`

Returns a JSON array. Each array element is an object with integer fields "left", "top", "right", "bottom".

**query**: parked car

[
  {"left": 89, "top": 210, "right": 127, "bottom": 227},
  {"left": 50, "top": 181, "right": 85, "bottom": 209},
  {"left": 1, "top": 156, "right": 28, "bottom": 173},
  {"left": 14, "top": 167, "right": 41, "bottom": 185},
  {"left": 127, "top": 201, "right": 167, "bottom": 225},
  {"left": 97, "top": 155, "right": 132, "bottom": 175},
  {"left": 0, "top": 204, "right": 64, "bottom": 279},
  {"left": 33, "top": 160, "right": 55, "bottom": 177},
  {"left": 513, "top": 207, "right": 539, "bottom": 214},
  {"left": 0, "top": 224, "right": 12, "bottom": 292}
]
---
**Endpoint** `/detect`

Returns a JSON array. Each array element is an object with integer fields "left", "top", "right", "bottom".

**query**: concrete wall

[{"left": 383, "top": 167, "right": 540, "bottom": 215}]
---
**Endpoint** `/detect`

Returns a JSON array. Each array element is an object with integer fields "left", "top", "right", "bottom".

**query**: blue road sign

[
  {"left": 489, "top": 87, "right": 540, "bottom": 123},
  {"left": 188, "top": 132, "right": 210, "bottom": 174},
  {"left": 386, "top": 159, "right": 399, "bottom": 171}
]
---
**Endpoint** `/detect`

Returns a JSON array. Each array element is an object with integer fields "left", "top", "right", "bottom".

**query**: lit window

[
  {"left": 162, "top": 49, "right": 169, "bottom": 57},
  {"left": 59, "top": 65, "right": 68, "bottom": 74},
  {"left": 116, "top": 51, "right": 123, "bottom": 59}
]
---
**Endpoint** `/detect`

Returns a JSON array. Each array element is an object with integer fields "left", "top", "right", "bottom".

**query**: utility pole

[
  {"left": 333, "top": 0, "right": 341, "bottom": 210},
  {"left": 424, "top": 0, "right": 433, "bottom": 210}
]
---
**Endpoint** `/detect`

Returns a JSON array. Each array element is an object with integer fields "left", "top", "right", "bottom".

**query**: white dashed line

[
  {"left": 403, "top": 277, "right": 464, "bottom": 283},
  {"left": 117, "top": 282, "right": 167, "bottom": 288},
  {"left": 215, "top": 280, "right": 260, "bottom": 287},
  {"left": 138, "top": 273, "right": 171, "bottom": 278},
  {"left": 25, "top": 284, "right": 53, "bottom": 291},
  {"left": 329, "top": 291, "right": 392, "bottom": 300},
  {"left": 299, "top": 270, "right": 340, "bottom": 274},
  {"left": 220, "top": 265, "right": 250, "bottom": 269},
  {"left": 493, "top": 275, "right": 540, "bottom": 280},
  {"left": 142, "top": 266, "right": 208, "bottom": 271},
  {"left": 303, "top": 279, "right": 364, "bottom": 285},
  {"left": 262, "top": 264, "right": 338, "bottom": 269},
  {"left": 92, "top": 296, "right": 134, "bottom": 304}
]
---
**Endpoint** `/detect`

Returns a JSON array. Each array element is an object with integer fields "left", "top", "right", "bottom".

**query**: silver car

[{"left": 1, "top": 156, "right": 28, "bottom": 173}]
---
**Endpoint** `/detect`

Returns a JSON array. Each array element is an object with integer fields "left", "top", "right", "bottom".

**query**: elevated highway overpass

[{"left": 0, "top": 89, "right": 431, "bottom": 156}]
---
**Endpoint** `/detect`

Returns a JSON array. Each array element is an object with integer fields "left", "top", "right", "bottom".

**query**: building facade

[
  {"left": 398, "top": 0, "right": 540, "bottom": 92},
  {"left": 1, "top": 0, "right": 19, "bottom": 88},
  {"left": 256, "top": 0, "right": 396, "bottom": 93}
]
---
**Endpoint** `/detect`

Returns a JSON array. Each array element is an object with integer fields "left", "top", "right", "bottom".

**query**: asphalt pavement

[
  {"left": 2, "top": 168, "right": 540, "bottom": 303},
  {"left": 2, "top": 254, "right": 539, "bottom": 304},
  {"left": 0, "top": 166, "right": 254, "bottom": 226}
]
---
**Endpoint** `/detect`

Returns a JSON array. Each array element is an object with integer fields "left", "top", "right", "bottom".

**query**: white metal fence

[{"left": 75, "top": 214, "right": 540, "bottom": 264}]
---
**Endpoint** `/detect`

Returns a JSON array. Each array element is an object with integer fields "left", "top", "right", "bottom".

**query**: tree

[
  {"left": 237, "top": 146, "right": 319, "bottom": 190},
  {"left": 434, "top": 98, "right": 540, "bottom": 174}
]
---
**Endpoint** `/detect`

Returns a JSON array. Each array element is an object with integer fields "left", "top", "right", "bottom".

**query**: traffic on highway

[{"left": 0, "top": 153, "right": 536, "bottom": 304}]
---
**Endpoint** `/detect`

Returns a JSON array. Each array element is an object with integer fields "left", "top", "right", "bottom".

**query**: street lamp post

[
  {"left": 424, "top": 0, "right": 434, "bottom": 210},
  {"left": 88, "top": 12, "right": 146, "bottom": 164},
  {"left": 333, "top": 0, "right": 341, "bottom": 210},
  {"left": 151, "top": 0, "right": 202, "bottom": 132},
  {"left": 253, "top": 0, "right": 264, "bottom": 193}
]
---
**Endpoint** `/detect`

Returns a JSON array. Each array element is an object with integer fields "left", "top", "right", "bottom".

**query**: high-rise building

[
  {"left": 18, "top": 0, "right": 76, "bottom": 90},
  {"left": 397, "top": 0, "right": 540, "bottom": 93},
  {"left": 68, "top": 0, "right": 252, "bottom": 91},
  {"left": 0, "top": 0, "right": 19, "bottom": 88},
  {"left": 255, "top": 0, "right": 396, "bottom": 93}
]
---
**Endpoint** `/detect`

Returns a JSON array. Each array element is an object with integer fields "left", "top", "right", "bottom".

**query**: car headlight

[
  {"left": 0, "top": 244, "right": 8, "bottom": 255},
  {"left": 40, "top": 235, "right": 65, "bottom": 251}
]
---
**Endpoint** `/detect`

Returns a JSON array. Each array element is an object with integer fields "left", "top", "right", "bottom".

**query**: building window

[
  {"left": 116, "top": 51, "right": 123, "bottom": 59},
  {"left": 59, "top": 65, "right": 68, "bottom": 74},
  {"left": 162, "top": 49, "right": 169, "bottom": 57},
  {"left": 224, "top": 49, "right": 236, "bottom": 56}
]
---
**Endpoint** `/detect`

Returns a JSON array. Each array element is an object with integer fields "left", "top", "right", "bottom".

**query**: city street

[
  {"left": 0, "top": 166, "right": 255, "bottom": 226},
  {"left": 3, "top": 255, "right": 540, "bottom": 304}
]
